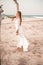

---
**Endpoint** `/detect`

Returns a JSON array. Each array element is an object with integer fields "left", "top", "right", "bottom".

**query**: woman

[{"left": 14, "top": 11, "right": 30, "bottom": 51}]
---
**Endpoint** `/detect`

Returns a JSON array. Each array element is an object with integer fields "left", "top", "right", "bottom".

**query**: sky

[{"left": 0, "top": 0, "right": 43, "bottom": 15}]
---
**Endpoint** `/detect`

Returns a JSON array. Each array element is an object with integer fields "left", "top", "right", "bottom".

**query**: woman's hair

[{"left": 17, "top": 11, "right": 22, "bottom": 23}]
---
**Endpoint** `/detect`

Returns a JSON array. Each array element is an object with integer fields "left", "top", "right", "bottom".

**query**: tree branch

[{"left": 13, "top": 0, "right": 19, "bottom": 11}]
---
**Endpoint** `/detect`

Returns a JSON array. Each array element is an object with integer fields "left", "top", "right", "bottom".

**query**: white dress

[{"left": 15, "top": 18, "right": 30, "bottom": 51}]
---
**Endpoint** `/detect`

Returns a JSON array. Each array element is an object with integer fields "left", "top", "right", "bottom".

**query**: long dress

[{"left": 14, "top": 18, "right": 30, "bottom": 51}]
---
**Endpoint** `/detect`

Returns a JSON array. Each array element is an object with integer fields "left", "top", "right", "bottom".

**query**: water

[
  {"left": 2, "top": 14, "right": 43, "bottom": 19},
  {"left": 22, "top": 15, "right": 43, "bottom": 18}
]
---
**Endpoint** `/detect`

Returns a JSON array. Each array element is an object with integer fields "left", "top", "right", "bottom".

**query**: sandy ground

[{"left": 1, "top": 17, "right": 43, "bottom": 65}]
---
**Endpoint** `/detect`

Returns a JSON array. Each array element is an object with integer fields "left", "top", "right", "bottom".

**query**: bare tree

[
  {"left": 0, "top": 5, "right": 3, "bottom": 25},
  {"left": 0, "top": 5, "right": 3, "bottom": 14},
  {"left": 13, "top": 0, "right": 19, "bottom": 11}
]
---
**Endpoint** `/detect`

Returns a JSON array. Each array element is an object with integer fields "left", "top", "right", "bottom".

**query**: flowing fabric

[{"left": 15, "top": 18, "right": 30, "bottom": 51}]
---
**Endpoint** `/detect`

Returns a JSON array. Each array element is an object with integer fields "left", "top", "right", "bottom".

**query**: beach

[{"left": 1, "top": 17, "right": 43, "bottom": 65}]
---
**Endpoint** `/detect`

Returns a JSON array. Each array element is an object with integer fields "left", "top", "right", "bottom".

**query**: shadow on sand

[{"left": 18, "top": 58, "right": 27, "bottom": 65}]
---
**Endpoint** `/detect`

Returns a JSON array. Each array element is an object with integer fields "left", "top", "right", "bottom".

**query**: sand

[{"left": 1, "top": 17, "right": 43, "bottom": 65}]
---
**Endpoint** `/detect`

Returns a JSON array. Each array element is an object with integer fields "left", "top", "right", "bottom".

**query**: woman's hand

[{"left": 16, "top": 30, "right": 19, "bottom": 35}]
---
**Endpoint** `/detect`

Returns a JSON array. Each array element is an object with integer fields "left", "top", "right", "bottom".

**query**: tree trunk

[
  {"left": 0, "top": 5, "right": 3, "bottom": 25},
  {"left": 13, "top": 0, "right": 19, "bottom": 11}
]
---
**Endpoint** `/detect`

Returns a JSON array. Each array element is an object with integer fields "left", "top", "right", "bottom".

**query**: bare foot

[{"left": 16, "top": 47, "right": 23, "bottom": 52}]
